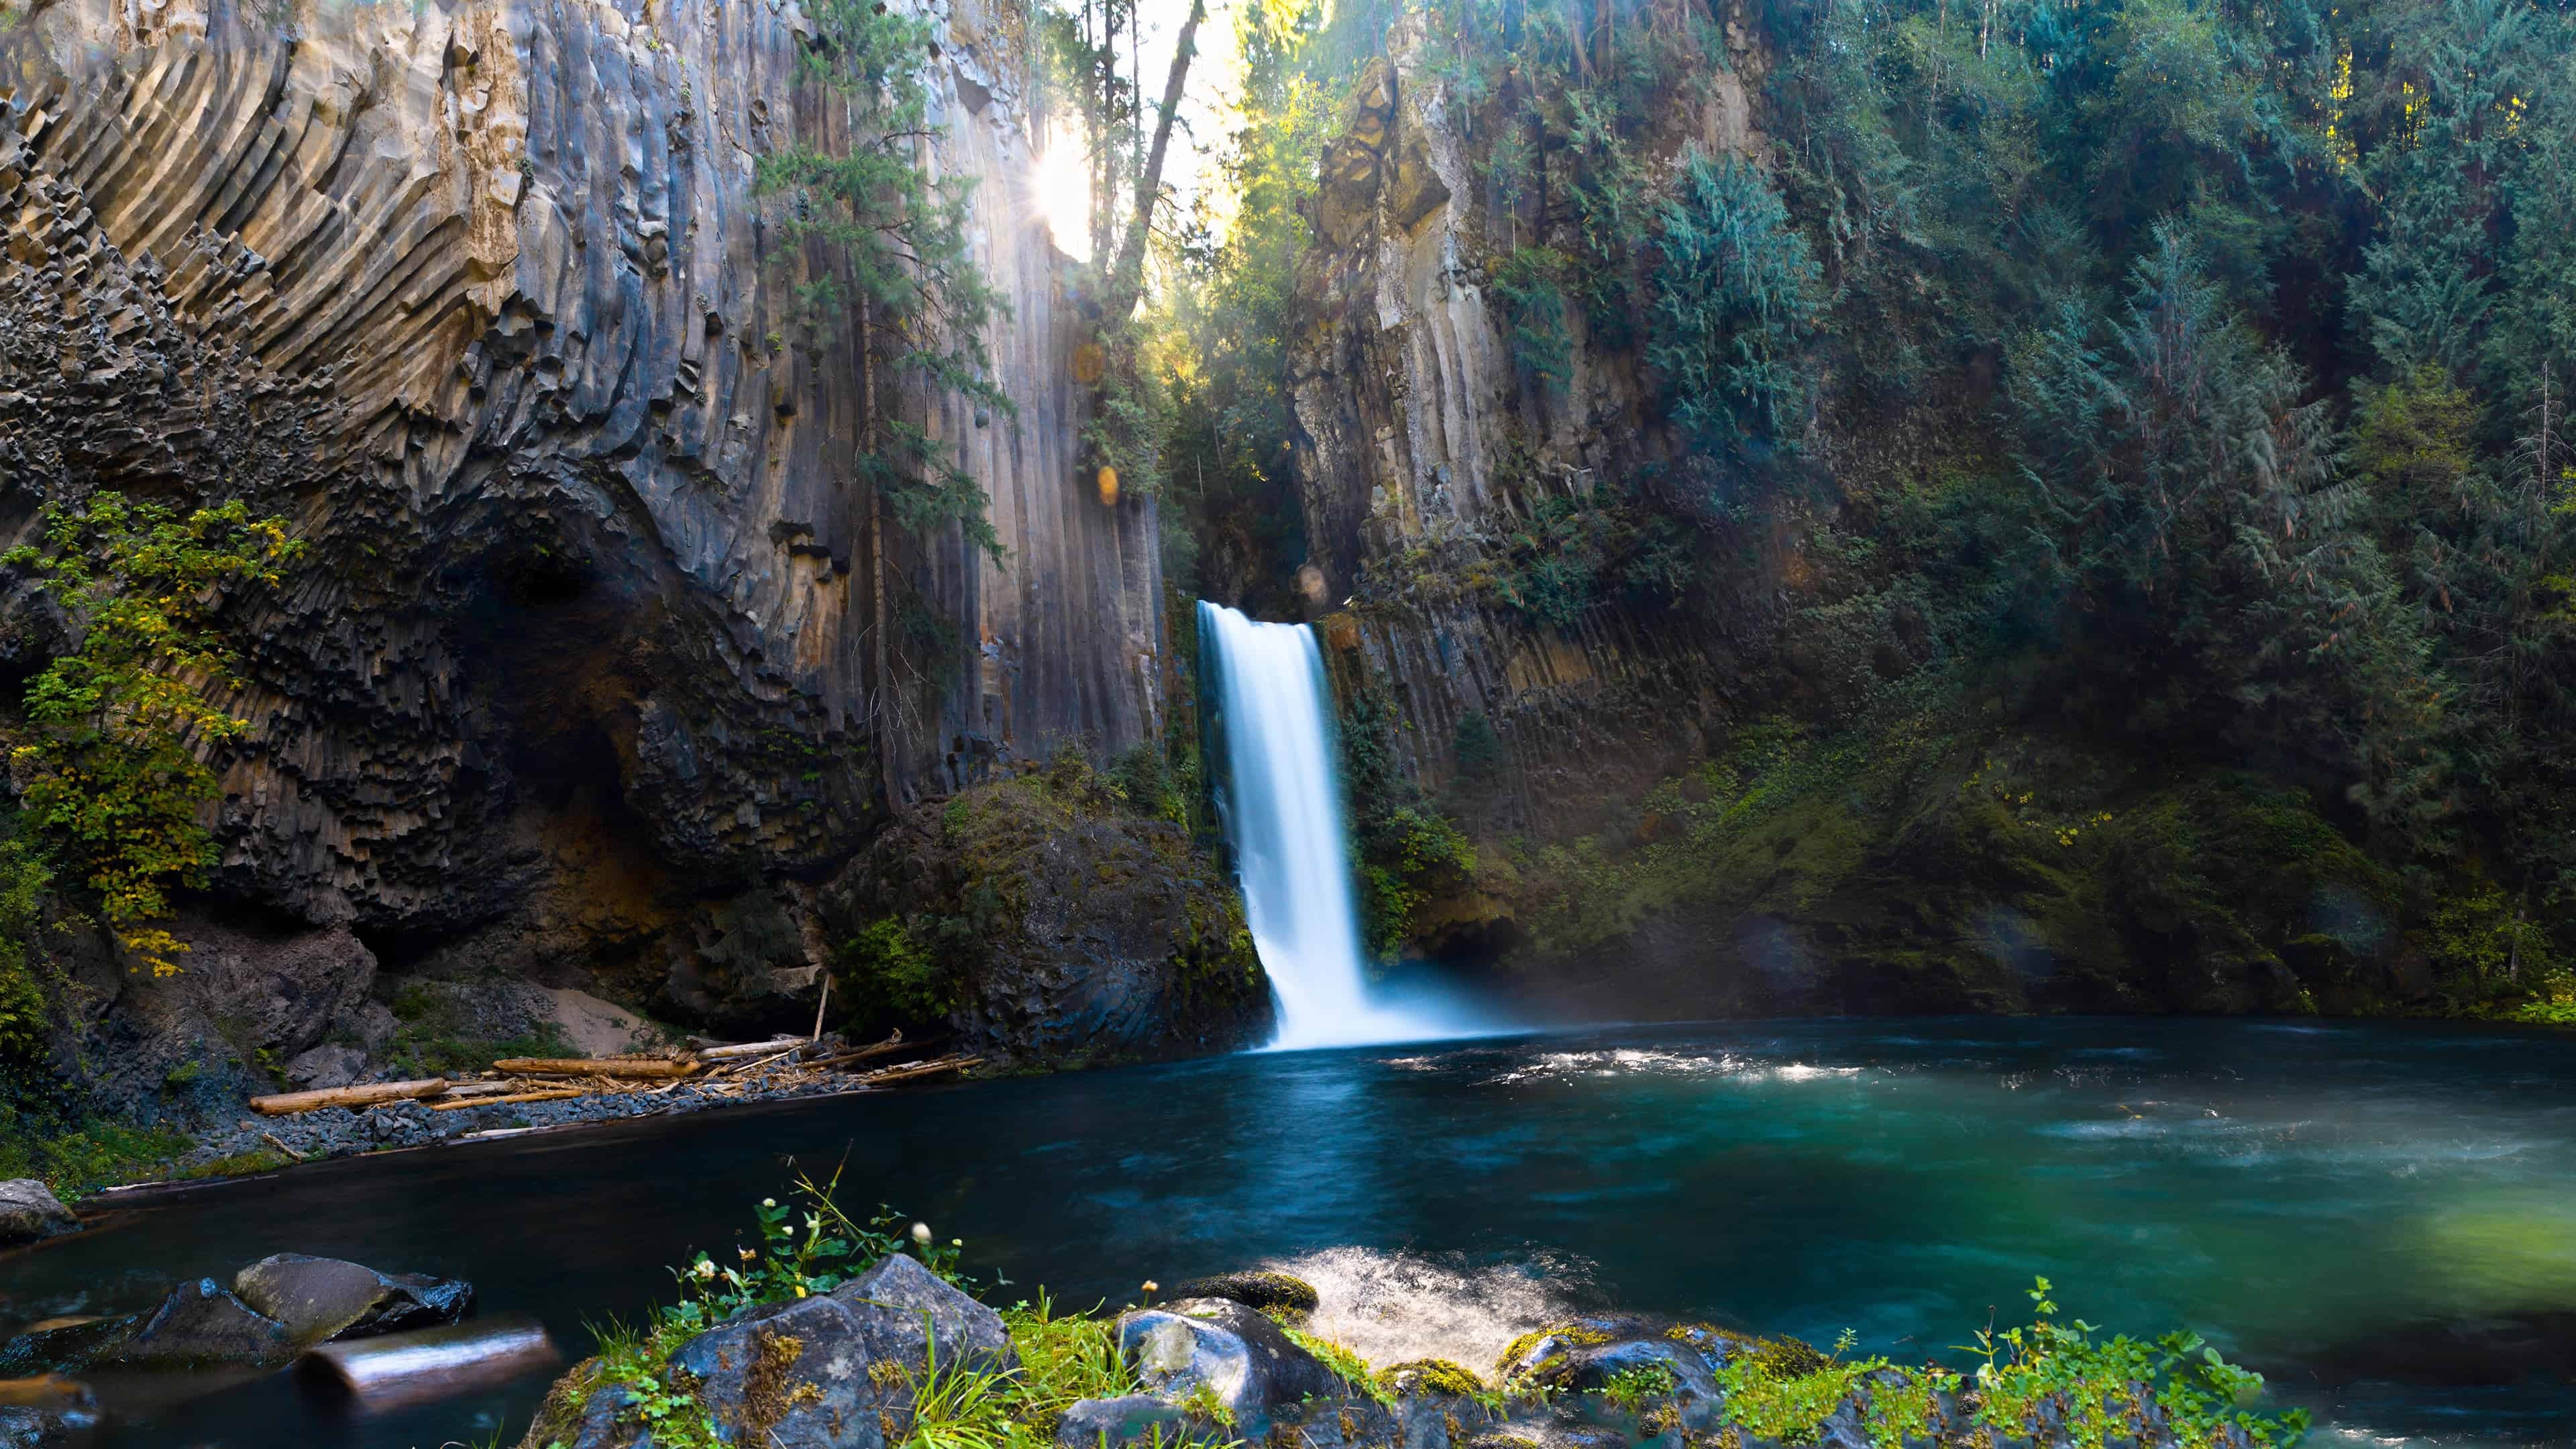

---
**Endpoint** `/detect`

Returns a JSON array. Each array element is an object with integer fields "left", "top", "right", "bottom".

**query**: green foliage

[
  {"left": 1490, "top": 247, "right": 1574, "bottom": 388},
  {"left": 0, "top": 822, "right": 53, "bottom": 1059},
  {"left": 1451, "top": 712, "right": 1503, "bottom": 779},
  {"left": 596, "top": 1173, "right": 977, "bottom": 1446},
  {"left": 839, "top": 916, "right": 958, "bottom": 1028},
  {"left": 0, "top": 1113, "right": 189, "bottom": 1199},
  {"left": 4, "top": 494, "right": 301, "bottom": 975},
  {"left": 1111, "top": 742, "right": 1189, "bottom": 826},
  {"left": 1267, "top": 1314, "right": 1391, "bottom": 1405},
  {"left": 1596, "top": 1361, "right": 1677, "bottom": 1414},
  {"left": 1648, "top": 148, "right": 1825, "bottom": 470},
  {"left": 1955, "top": 1278, "right": 2310, "bottom": 1449}
]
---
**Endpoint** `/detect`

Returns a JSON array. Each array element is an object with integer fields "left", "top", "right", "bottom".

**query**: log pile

[{"left": 248, "top": 1034, "right": 979, "bottom": 1117}]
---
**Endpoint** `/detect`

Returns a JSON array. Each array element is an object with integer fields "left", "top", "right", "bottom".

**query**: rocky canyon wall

[
  {"left": 0, "top": 0, "right": 1164, "bottom": 1038},
  {"left": 1285, "top": 5, "right": 1778, "bottom": 835}
]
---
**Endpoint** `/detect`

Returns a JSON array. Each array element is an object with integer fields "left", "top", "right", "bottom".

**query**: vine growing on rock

[{"left": 3, "top": 494, "right": 301, "bottom": 976}]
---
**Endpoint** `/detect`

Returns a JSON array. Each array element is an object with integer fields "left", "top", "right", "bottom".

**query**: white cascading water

[{"left": 1198, "top": 601, "right": 1472, "bottom": 1051}]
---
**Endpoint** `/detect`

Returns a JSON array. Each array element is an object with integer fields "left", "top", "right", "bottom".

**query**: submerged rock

[
  {"left": 232, "top": 1254, "right": 474, "bottom": 1344},
  {"left": 0, "top": 1185, "right": 77, "bottom": 1247},
  {"left": 0, "top": 1375, "right": 98, "bottom": 1448},
  {"left": 0, "top": 1279, "right": 294, "bottom": 1374}
]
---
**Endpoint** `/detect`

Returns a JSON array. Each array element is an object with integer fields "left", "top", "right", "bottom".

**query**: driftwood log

[
  {"left": 428, "top": 1088, "right": 586, "bottom": 1112},
  {"left": 488, "top": 1058, "right": 701, "bottom": 1079},
  {"left": 250, "top": 1079, "right": 451, "bottom": 1116}
]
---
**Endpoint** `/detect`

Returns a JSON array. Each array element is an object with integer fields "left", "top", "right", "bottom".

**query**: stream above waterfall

[{"left": 9, "top": 1017, "right": 2574, "bottom": 1448}]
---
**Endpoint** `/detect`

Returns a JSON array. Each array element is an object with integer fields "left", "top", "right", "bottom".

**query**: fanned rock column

[{"left": 0, "top": 0, "right": 1161, "bottom": 1026}]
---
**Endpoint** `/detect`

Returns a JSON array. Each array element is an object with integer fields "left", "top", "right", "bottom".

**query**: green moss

[
  {"left": 1374, "top": 1358, "right": 1496, "bottom": 1407},
  {"left": 1275, "top": 1320, "right": 1390, "bottom": 1405},
  {"left": 1499, "top": 1322, "right": 1611, "bottom": 1375}
]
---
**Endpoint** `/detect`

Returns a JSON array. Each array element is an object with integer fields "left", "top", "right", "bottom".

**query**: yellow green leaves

[{"left": 4, "top": 493, "right": 301, "bottom": 975}]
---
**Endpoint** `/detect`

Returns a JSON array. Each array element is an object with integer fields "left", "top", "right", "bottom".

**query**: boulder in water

[
  {"left": 233, "top": 1254, "right": 474, "bottom": 1344},
  {"left": 1160, "top": 1271, "right": 1318, "bottom": 1317},
  {"left": 0, "top": 1184, "right": 77, "bottom": 1247}
]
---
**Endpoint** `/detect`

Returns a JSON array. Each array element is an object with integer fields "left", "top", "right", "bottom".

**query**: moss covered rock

[{"left": 820, "top": 754, "right": 1273, "bottom": 1065}]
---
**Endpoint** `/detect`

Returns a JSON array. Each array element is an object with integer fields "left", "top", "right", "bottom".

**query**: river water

[{"left": 8, "top": 1018, "right": 2573, "bottom": 1448}]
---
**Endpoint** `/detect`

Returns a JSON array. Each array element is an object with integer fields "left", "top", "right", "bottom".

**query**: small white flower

[
  {"left": 762, "top": 1197, "right": 777, "bottom": 1208},
  {"left": 911, "top": 1222, "right": 933, "bottom": 1246}
]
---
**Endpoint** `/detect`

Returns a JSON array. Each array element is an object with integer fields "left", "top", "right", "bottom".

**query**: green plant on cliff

[
  {"left": 3, "top": 494, "right": 301, "bottom": 977},
  {"left": 1647, "top": 147, "right": 1825, "bottom": 474},
  {"left": 0, "top": 823, "right": 52, "bottom": 1059},
  {"left": 839, "top": 916, "right": 959, "bottom": 1029}
]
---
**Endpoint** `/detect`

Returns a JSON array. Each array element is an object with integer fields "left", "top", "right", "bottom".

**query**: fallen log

[
  {"left": 428, "top": 1088, "right": 586, "bottom": 1112},
  {"left": 810, "top": 1034, "right": 943, "bottom": 1070},
  {"left": 440, "top": 1080, "right": 530, "bottom": 1100},
  {"left": 489, "top": 1058, "right": 700, "bottom": 1079},
  {"left": 694, "top": 1037, "right": 806, "bottom": 1062},
  {"left": 859, "top": 1055, "right": 981, "bottom": 1086},
  {"left": 250, "top": 1079, "right": 452, "bottom": 1116},
  {"left": 304, "top": 1317, "right": 559, "bottom": 1411}
]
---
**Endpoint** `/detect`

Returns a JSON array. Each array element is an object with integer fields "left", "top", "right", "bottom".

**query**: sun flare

[{"left": 1033, "top": 125, "right": 1091, "bottom": 264}]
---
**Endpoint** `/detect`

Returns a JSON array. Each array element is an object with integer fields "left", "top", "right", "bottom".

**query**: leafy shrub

[
  {"left": 3, "top": 494, "right": 301, "bottom": 975},
  {"left": 839, "top": 916, "right": 957, "bottom": 1027},
  {"left": 0, "top": 824, "right": 52, "bottom": 1060}
]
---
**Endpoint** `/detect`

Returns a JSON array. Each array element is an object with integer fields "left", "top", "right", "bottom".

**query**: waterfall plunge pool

[{"left": 11, "top": 1016, "right": 2575, "bottom": 1448}]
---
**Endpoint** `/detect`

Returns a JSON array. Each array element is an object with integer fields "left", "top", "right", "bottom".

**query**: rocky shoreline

[{"left": 516, "top": 1254, "right": 2311, "bottom": 1449}]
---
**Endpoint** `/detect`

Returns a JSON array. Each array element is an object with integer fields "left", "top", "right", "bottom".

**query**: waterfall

[{"left": 1197, "top": 601, "right": 1472, "bottom": 1051}]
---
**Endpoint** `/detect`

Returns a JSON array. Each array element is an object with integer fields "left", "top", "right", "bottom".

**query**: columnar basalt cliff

[
  {"left": 1285, "top": 9, "right": 1768, "bottom": 830},
  {"left": 0, "top": 0, "right": 1223, "bottom": 1099}
]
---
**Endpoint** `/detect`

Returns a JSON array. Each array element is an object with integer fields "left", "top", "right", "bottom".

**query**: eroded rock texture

[
  {"left": 0, "top": 0, "right": 1163, "bottom": 1034},
  {"left": 1284, "top": 6, "right": 1773, "bottom": 833}
]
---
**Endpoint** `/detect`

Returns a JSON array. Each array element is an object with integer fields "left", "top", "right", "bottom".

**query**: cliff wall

[
  {"left": 0, "top": 0, "right": 1165, "bottom": 1033},
  {"left": 1287, "top": 7, "right": 1769, "bottom": 833}
]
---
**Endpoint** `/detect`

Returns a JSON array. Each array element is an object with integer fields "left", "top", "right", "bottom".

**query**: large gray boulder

[
  {"left": 233, "top": 1253, "right": 474, "bottom": 1344},
  {"left": 0, "top": 1182, "right": 77, "bottom": 1246},
  {"left": 571, "top": 1252, "right": 1014, "bottom": 1449},
  {"left": 1115, "top": 1297, "right": 1344, "bottom": 1424}
]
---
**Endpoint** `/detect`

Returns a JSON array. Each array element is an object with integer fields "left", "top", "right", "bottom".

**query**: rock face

[
  {"left": 1283, "top": 9, "right": 1770, "bottom": 841},
  {"left": 0, "top": 0, "right": 1167, "bottom": 1068},
  {"left": 823, "top": 763, "right": 1272, "bottom": 1061},
  {"left": 0, "top": 1181, "right": 77, "bottom": 1246}
]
